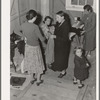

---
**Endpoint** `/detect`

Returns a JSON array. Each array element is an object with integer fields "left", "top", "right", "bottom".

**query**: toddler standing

[{"left": 73, "top": 47, "right": 89, "bottom": 88}]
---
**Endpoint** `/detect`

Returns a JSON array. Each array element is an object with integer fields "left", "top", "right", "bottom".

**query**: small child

[
  {"left": 45, "top": 25, "right": 55, "bottom": 68},
  {"left": 73, "top": 47, "right": 89, "bottom": 88}
]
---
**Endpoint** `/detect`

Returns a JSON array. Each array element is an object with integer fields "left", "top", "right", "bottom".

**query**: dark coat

[
  {"left": 82, "top": 12, "right": 96, "bottom": 51},
  {"left": 74, "top": 55, "right": 89, "bottom": 81},
  {"left": 52, "top": 20, "right": 71, "bottom": 71}
]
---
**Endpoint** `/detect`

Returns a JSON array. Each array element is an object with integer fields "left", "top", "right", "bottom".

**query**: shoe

[
  {"left": 30, "top": 78, "right": 37, "bottom": 84},
  {"left": 73, "top": 79, "right": 77, "bottom": 84},
  {"left": 58, "top": 72, "right": 66, "bottom": 78},
  {"left": 73, "top": 81, "right": 77, "bottom": 84},
  {"left": 78, "top": 84, "right": 84, "bottom": 88},
  {"left": 36, "top": 80, "right": 44, "bottom": 86}
]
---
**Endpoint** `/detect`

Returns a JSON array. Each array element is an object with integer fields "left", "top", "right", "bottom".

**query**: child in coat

[{"left": 73, "top": 47, "right": 89, "bottom": 88}]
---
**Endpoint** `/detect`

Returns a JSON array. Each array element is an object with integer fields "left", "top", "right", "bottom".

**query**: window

[{"left": 66, "top": 0, "right": 96, "bottom": 12}]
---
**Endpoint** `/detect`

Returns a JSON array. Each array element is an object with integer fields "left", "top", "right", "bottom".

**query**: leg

[
  {"left": 36, "top": 73, "right": 43, "bottom": 86},
  {"left": 30, "top": 73, "right": 37, "bottom": 84},
  {"left": 85, "top": 51, "right": 91, "bottom": 57},
  {"left": 77, "top": 79, "right": 84, "bottom": 88},
  {"left": 73, "top": 77, "right": 77, "bottom": 84},
  {"left": 87, "top": 51, "right": 91, "bottom": 57}
]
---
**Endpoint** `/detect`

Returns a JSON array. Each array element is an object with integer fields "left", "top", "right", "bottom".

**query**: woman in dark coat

[
  {"left": 50, "top": 11, "right": 71, "bottom": 78},
  {"left": 81, "top": 5, "right": 96, "bottom": 57}
]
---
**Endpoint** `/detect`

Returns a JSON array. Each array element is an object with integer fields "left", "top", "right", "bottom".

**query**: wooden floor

[{"left": 10, "top": 42, "right": 96, "bottom": 100}]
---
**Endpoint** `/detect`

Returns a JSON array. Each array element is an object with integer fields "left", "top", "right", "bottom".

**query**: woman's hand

[
  {"left": 50, "top": 35, "right": 56, "bottom": 39},
  {"left": 15, "top": 40, "right": 20, "bottom": 44},
  {"left": 69, "top": 32, "right": 76, "bottom": 40},
  {"left": 81, "top": 31, "right": 85, "bottom": 35}
]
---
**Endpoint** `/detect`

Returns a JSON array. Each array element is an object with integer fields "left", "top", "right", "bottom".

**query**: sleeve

[
  {"left": 35, "top": 25, "right": 45, "bottom": 42},
  {"left": 14, "top": 25, "right": 25, "bottom": 38},
  {"left": 74, "top": 57, "right": 85, "bottom": 68},
  {"left": 80, "top": 14, "right": 87, "bottom": 25},
  {"left": 56, "top": 22, "right": 70, "bottom": 41},
  {"left": 86, "top": 13, "right": 96, "bottom": 32}
]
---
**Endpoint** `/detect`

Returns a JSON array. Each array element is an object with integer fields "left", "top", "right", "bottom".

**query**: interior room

[{"left": 10, "top": 0, "right": 96, "bottom": 100}]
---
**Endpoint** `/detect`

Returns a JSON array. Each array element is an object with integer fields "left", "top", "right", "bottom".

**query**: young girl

[
  {"left": 41, "top": 16, "right": 54, "bottom": 68},
  {"left": 41, "top": 16, "right": 53, "bottom": 40},
  {"left": 45, "top": 25, "right": 55, "bottom": 68},
  {"left": 73, "top": 47, "right": 89, "bottom": 88}
]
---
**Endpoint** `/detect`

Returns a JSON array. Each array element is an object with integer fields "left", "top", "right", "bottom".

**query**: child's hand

[{"left": 86, "top": 63, "right": 89, "bottom": 67}]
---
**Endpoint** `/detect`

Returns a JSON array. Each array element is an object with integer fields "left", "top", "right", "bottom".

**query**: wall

[
  {"left": 10, "top": 0, "right": 30, "bottom": 34},
  {"left": 50, "top": 0, "right": 95, "bottom": 24},
  {"left": 10, "top": 0, "right": 42, "bottom": 34},
  {"left": 10, "top": 0, "right": 96, "bottom": 34}
]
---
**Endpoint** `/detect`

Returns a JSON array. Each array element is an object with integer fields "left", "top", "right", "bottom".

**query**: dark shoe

[
  {"left": 73, "top": 79, "right": 77, "bottom": 84},
  {"left": 73, "top": 81, "right": 77, "bottom": 84},
  {"left": 78, "top": 84, "right": 84, "bottom": 88},
  {"left": 31, "top": 78, "right": 37, "bottom": 84},
  {"left": 58, "top": 72, "right": 66, "bottom": 78},
  {"left": 36, "top": 80, "right": 44, "bottom": 86}
]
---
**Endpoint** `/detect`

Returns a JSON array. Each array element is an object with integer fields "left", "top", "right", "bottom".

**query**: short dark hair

[
  {"left": 26, "top": 9, "right": 37, "bottom": 20},
  {"left": 83, "top": 4, "right": 93, "bottom": 12},
  {"left": 74, "top": 46, "right": 83, "bottom": 54},
  {"left": 43, "top": 16, "right": 53, "bottom": 26},
  {"left": 56, "top": 11, "right": 66, "bottom": 18}
]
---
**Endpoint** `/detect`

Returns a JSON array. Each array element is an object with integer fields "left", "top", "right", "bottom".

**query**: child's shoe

[
  {"left": 78, "top": 84, "right": 84, "bottom": 88},
  {"left": 73, "top": 79, "right": 77, "bottom": 84},
  {"left": 73, "top": 81, "right": 77, "bottom": 84}
]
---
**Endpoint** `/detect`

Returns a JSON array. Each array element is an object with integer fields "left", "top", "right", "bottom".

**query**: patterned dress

[
  {"left": 23, "top": 45, "right": 45, "bottom": 74},
  {"left": 19, "top": 22, "right": 45, "bottom": 74}
]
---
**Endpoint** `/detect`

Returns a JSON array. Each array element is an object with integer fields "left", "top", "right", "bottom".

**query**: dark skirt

[{"left": 52, "top": 40, "right": 70, "bottom": 71}]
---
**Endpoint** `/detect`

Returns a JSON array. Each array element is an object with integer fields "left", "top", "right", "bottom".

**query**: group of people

[{"left": 11, "top": 4, "right": 96, "bottom": 88}]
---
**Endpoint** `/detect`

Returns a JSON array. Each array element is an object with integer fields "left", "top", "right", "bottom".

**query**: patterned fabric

[
  {"left": 41, "top": 24, "right": 51, "bottom": 39},
  {"left": 45, "top": 38, "right": 54, "bottom": 64},
  {"left": 13, "top": 48, "right": 24, "bottom": 71},
  {"left": 23, "top": 44, "right": 45, "bottom": 74}
]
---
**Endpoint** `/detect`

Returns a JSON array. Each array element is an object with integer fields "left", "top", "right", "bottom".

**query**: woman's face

[
  {"left": 83, "top": 9, "right": 89, "bottom": 15},
  {"left": 56, "top": 15, "right": 64, "bottom": 23},
  {"left": 45, "top": 18, "right": 51, "bottom": 26}
]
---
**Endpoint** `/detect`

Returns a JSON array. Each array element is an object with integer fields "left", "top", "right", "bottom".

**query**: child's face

[
  {"left": 75, "top": 49, "right": 82, "bottom": 57},
  {"left": 45, "top": 18, "right": 51, "bottom": 26}
]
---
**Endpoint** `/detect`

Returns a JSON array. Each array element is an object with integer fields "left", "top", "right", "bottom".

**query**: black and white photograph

[{"left": 1, "top": 0, "right": 99, "bottom": 100}]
